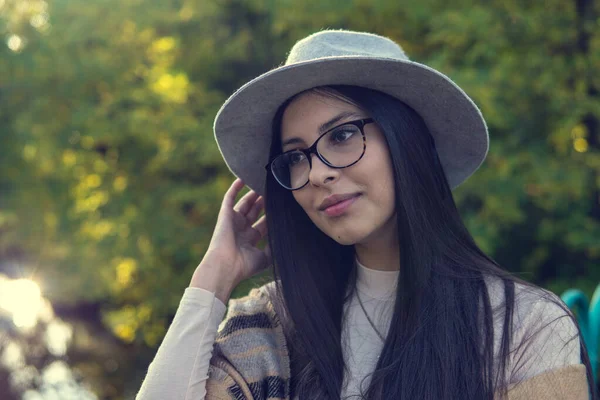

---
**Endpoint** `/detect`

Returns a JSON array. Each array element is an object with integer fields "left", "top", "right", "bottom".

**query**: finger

[
  {"left": 234, "top": 189, "right": 259, "bottom": 215},
  {"left": 252, "top": 215, "right": 268, "bottom": 239},
  {"left": 246, "top": 196, "right": 264, "bottom": 222},
  {"left": 223, "top": 178, "right": 245, "bottom": 209}
]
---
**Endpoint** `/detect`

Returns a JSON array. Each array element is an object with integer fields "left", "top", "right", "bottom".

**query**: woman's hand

[{"left": 190, "top": 178, "right": 271, "bottom": 303}]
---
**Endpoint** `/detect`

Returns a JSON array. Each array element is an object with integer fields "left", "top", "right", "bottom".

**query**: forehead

[{"left": 280, "top": 92, "right": 363, "bottom": 145}]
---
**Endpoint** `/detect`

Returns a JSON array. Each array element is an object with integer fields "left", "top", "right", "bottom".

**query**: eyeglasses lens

[{"left": 272, "top": 124, "right": 364, "bottom": 190}]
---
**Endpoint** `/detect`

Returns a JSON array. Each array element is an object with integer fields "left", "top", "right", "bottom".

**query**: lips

[
  {"left": 321, "top": 194, "right": 361, "bottom": 217},
  {"left": 318, "top": 193, "right": 361, "bottom": 211}
]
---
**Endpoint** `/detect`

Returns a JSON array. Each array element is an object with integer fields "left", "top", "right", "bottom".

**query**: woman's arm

[
  {"left": 135, "top": 287, "right": 227, "bottom": 400},
  {"left": 509, "top": 295, "right": 581, "bottom": 383}
]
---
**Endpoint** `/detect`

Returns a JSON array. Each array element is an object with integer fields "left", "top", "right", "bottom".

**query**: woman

[{"left": 136, "top": 30, "right": 596, "bottom": 399}]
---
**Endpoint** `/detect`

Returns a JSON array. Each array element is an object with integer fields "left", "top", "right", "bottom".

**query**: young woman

[{"left": 136, "top": 30, "right": 596, "bottom": 400}]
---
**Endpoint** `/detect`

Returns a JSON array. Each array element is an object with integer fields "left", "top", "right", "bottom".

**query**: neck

[{"left": 354, "top": 218, "right": 400, "bottom": 272}]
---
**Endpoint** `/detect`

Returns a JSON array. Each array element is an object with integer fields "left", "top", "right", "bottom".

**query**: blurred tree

[{"left": 0, "top": 0, "right": 599, "bottom": 397}]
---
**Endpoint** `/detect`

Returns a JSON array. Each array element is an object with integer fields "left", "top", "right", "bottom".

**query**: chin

[
  {"left": 324, "top": 228, "right": 366, "bottom": 246},
  {"left": 330, "top": 236, "right": 357, "bottom": 246}
]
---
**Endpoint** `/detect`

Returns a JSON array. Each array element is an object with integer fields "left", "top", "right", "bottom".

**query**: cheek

[
  {"left": 292, "top": 191, "right": 329, "bottom": 229},
  {"left": 373, "top": 181, "right": 396, "bottom": 219},
  {"left": 292, "top": 192, "right": 313, "bottom": 216},
  {"left": 362, "top": 145, "right": 395, "bottom": 197},
  {"left": 359, "top": 151, "right": 396, "bottom": 221}
]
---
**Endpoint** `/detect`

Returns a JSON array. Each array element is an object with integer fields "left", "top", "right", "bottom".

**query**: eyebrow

[{"left": 281, "top": 110, "right": 364, "bottom": 149}]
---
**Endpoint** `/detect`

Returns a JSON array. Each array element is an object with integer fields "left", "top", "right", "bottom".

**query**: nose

[{"left": 307, "top": 153, "right": 339, "bottom": 187}]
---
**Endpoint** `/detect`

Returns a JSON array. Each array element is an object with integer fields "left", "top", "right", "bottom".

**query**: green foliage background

[{"left": 0, "top": 0, "right": 599, "bottom": 398}]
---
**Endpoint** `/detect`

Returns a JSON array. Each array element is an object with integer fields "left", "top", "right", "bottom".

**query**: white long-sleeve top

[{"left": 136, "top": 259, "right": 580, "bottom": 399}]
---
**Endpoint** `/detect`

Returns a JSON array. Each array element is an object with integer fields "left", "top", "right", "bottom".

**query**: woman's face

[{"left": 280, "top": 91, "right": 397, "bottom": 245}]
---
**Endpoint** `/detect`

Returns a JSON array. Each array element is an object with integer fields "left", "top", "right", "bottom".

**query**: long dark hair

[{"left": 264, "top": 85, "right": 597, "bottom": 400}]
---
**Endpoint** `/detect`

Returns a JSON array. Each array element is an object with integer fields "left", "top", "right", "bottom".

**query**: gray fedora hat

[{"left": 214, "top": 29, "right": 488, "bottom": 196}]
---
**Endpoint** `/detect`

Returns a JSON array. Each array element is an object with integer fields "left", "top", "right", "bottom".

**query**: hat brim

[{"left": 214, "top": 56, "right": 488, "bottom": 196}]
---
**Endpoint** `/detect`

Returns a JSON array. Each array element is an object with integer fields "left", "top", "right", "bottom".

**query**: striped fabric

[{"left": 206, "top": 283, "right": 291, "bottom": 400}]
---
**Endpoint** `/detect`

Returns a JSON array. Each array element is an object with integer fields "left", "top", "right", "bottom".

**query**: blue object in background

[{"left": 561, "top": 284, "right": 600, "bottom": 383}]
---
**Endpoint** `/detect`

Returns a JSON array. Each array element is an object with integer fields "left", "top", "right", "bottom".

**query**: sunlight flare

[{"left": 0, "top": 278, "right": 43, "bottom": 328}]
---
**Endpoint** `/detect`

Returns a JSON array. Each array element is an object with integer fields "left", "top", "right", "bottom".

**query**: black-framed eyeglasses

[{"left": 265, "top": 118, "right": 375, "bottom": 191}]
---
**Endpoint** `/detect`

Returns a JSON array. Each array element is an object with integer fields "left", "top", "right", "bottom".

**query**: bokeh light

[
  {"left": 0, "top": 274, "right": 96, "bottom": 399},
  {"left": 30, "top": 13, "right": 50, "bottom": 31},
  {"left": 7, "top": 34, "right": 24, "bottom": 52},
  {"left": 574, "top": 137, "right": 589, "bottom": 153},
  {"left": 0, "top": 278, "right": 42, "bottom": 329},
  {"left": 45, "top": 320, "right": 73, "bottom": 356},
  {"left": 1, "top": 341, "right": 24, "bottom": 369}
]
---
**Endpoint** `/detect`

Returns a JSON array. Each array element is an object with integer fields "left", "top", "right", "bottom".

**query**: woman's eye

[
  {"left": 288, "top": 152, "right": 305, "bottom": 165},
  {"left": 331, "top": 128, "right": 356, "bottom": 143}
]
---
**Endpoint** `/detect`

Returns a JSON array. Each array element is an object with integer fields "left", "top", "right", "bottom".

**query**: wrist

[{"left": 189, "top": 263, "right": 238, "bottom": 304}]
